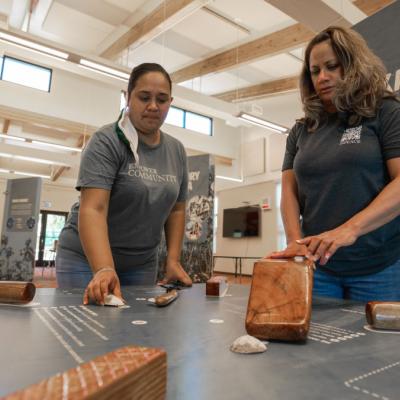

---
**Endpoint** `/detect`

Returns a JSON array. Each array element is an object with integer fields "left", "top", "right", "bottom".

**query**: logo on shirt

[
  {"left": 127, "top": 164, "right": 177, "bottom": 183},
  {"left": 339, "top": 125, "right": 362, "bottom": 145}
]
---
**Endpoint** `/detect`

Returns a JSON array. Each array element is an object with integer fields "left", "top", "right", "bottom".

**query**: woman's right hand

[
  {"left": 83, "top": 269, "right": 123, "bottom": 305},
  {"left": 265, "top": 241, "right": 307, "bottom": 259}
]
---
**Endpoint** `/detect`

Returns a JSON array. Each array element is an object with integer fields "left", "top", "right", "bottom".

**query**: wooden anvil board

[{"left": 246, "top": 258, "right": 314, "bottom": 341}]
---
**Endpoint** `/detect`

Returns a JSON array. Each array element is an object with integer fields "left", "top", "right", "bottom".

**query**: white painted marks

[
  {"left": 308, "top": 322, "right": 366, "bottom": 345},
  {"left": 209, "top": 319, "right": 224, "bottom": 324},
  {"left": 34, "top": 305, "right": 109, "bottom": 363},
  {"left": 344, "top": 360, "right": 400, "bottom": 400}
]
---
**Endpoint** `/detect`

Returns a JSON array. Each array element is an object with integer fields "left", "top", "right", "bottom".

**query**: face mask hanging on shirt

[{"left": 117, "top": 107, "right": 140, "bottom": 164}]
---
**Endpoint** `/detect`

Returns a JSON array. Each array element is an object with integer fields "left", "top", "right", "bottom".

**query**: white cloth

[{"left": 117, "top": 107, "right": 139, "bottom": 163}]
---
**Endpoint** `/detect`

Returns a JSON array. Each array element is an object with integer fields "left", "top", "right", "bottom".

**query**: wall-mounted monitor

[{"left": 222, "top": 205, "right": 260, "bottom": 238}]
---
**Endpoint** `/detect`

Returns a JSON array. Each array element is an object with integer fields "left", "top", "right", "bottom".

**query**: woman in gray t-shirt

[
  {"left": 56, "top": 63, "right": 192, "bottom": 304},
  {"left": 268, "top": 27, "right": 400, "bottom": 301}
]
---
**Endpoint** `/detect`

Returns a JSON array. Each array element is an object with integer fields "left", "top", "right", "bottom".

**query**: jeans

[
  {"left": 55, "top": 252, "right": 158, "bottom": 289},
  {"left": 313, "top": 258, "right": 400, "bottom": 301}
]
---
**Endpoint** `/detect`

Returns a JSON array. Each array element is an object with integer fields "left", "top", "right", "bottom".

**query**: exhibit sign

[
  {"left": 0, "top": 177, "right": 42, "bottom": 281},
  {"left": 354, "top": 1, "right": 400, "bottom": 93},
  {"left": 158, "top": 154, "right": 215, "bottom": 282}
]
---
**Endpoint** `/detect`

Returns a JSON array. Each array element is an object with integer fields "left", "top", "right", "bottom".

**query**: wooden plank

[
  {"left": 215, "top": 155, "right": 233, "bottom": 166},
  {"left": 51, "top": 166, "right": 69, "bottom": 182},
  {"left": 2, "top": 119, "right": 10, "bottom": 134},
  {"left": 0, "top": 105, "right": 97, "bottom": 136},
  {"left": 353, "top": 0, "right": 395, "bottom": 16},
  {"left": 216, "top": 76, "right": 299, "bottom": 102},
  {"left": 171, "top": 23, "right": 314, "bottom": 83},
  {"left": 101, "top": 0, "right": 209, "bottom": 59}
]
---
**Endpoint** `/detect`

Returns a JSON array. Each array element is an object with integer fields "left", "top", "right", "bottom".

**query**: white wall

[
  {"left": 0, "top": 67, "right": 120, "bottom": 128},
  {"left": 214, "top": 180, "right": 279, "bottom": 276}
]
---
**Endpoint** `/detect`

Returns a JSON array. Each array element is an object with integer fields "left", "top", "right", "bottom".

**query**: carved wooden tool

[
  {"left": 245, "top": 258, "right": 314, "bottom": 341},
  {"left": 155, "top": 289, "right": 179, "bottom": 307},
  {"left": 206, "top": 276, "right": 228, "bottom": 297},
  {"left": 3, "top": 346, "right": 167, "bottom": 400},
  {"left": 0, "top": 281, "right": 36, "bottom": 304},
  {"left": 366, "top": 301, "right": 400, "bottom": 330}
]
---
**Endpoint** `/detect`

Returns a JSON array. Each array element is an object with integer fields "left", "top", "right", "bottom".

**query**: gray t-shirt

[
  {"left": 58, "top": 122, "right": 188, "bottom": 269},
  {"left": 282, "top": 98, "right": 400, "bottom": 276}
]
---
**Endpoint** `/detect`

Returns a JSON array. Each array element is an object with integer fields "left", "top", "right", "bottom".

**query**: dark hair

[
  {"left": 299, "top": 26, "right": 397, "bottom": 131},
  {"left": 127, "top": 63, "right": 172, "bottom": 99}
]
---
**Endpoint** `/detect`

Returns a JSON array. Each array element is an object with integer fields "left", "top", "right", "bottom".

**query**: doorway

[{"left": 35, "top": 211, "right": 68, "bottom": 266}]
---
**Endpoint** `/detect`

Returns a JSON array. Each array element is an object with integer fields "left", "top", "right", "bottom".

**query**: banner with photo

[
  {"left": 158, "top": 154, "right": 215, "bottom": 283},
  {"left": 354, "top": 1, "right": 400, "bottom": 94},
  {"left": 0, "top": 178, "right": 42, "bottom": 281}
]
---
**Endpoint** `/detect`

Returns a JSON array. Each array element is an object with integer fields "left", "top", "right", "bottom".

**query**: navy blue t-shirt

[{"left": 282, "top": 98, "right": 400, "bottom": 276}]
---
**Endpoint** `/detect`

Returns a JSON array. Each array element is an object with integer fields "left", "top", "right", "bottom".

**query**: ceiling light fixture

[
  {"left": 237, "top": 112, "right": 288, "bottom": 133},
  {"left": 79, "top": 59, "right": 130, "bottom": 81},
  {"left": 0, "top": 133, "right": 26, "bottom": 142},
  {"left": 0, "top": 133, "right": 81, "bottom": 152},
  {"left": 31, "top": 140, "right": 82, "bottom": 152},
  {"left": 0, "top": 168, "right": 50, "bottom": 179},
  {"left": 0, "top": 152, "right": 69, "bottom": 166},
  {"left": 216, "top": 175, "right": 243, "bottom": 182},
  {"left": 0, "top": 30, "right": 69, "bottom": 60}
]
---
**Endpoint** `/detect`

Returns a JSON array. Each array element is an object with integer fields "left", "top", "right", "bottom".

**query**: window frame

[
  {"left": 165, "top": 105, "right": 213, "bottom": 136},
  {"left": 0, "top": 55, "right": 53, "bottom": 92}
]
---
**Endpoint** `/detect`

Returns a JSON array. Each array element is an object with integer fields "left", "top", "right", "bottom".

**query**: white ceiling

[{"left": 0, "top": 0, "right": 392, "bottom": 184}]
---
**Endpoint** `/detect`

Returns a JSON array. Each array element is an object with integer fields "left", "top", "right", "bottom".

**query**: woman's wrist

[{"left": 94, "top": 267, "right": 116, "bottom": 276}]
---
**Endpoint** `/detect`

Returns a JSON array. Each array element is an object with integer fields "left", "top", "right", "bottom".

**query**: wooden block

[
  {"left": 206, "top": 276, "right": 228, "bottom": 297},
  {"left": 3, "top": 346, "right": 167, "bottom": 400},
  {"left": 0, "top": 281, "right": 36, "bottom": 304},
  {"left": 245, "top": 258, "right": 314, "bottom": 341},
  {"left": 366, "top": 301, "right": 400, "bottom": 330}
]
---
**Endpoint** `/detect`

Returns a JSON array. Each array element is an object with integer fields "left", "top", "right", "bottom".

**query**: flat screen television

[{"left": 222, "top": 205, "right": 260, "bottom": 238}]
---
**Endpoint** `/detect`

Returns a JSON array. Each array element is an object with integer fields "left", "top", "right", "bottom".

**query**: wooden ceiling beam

[
  {"left": 2, "top": 119, "right": 10, "bottom": 134},
  {"left": 51, "top": 166, "right": 70, "bottom": 182},
  {"left": 0, "top": 105, "right": 97, "bottom": 136},
  {"left": 353, "top": 0, "right": 395, "bottom": 16},
  {"left": 101, "top": 0, "right": 210, "bottom": 59},
  {"left": 171, "top": 23, "right": 314, "bottom": 83},
  {"left": 215, "top": 76, "right": 299, "bottom": 103}
]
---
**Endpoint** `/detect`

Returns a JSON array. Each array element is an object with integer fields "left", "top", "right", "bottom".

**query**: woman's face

[
  {"left": 309, "top": 40, "right": 343, "bottom": 111},
  {"left": 128, "top": 71, "right": 172, "bottom": 135}
]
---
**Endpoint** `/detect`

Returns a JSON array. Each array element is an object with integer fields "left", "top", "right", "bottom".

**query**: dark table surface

[{"left": 0, "top": 284, "right": 399, "bottom": 399}]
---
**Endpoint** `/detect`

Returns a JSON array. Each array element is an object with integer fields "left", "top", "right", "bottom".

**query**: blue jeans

[
  {"left": 56, "top": 252, "right": 158, "bottom": 289},
  {"left": 313, "top": 258, "right": 400, "bottom": 301}
]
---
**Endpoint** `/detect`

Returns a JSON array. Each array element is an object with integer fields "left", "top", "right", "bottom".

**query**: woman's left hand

[
  {"left": 296, "top": 225, "right": 358, "bottom": 265},
  {"left": 163, "top": 260, "right": 193, "bottom": 286}
]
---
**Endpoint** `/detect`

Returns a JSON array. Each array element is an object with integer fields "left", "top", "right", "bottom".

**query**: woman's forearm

[
  {"left": 344, "top": 176, "right": 400, "bottom": 238},
  {"left": 79, "top": 190, "right": 115, "bottom": 273},
  {"left": 164, "top": 202, "right": 186, "bottom": 263}
]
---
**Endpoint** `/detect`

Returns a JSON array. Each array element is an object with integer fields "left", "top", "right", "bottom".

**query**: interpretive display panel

[{"left": 0, "top": 177, "right": 42, "bottom": 281}]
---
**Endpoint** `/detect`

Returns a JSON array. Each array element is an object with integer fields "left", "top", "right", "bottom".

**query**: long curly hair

[{"left": 300, "top": 26, "right": 397, "bottom": 131}]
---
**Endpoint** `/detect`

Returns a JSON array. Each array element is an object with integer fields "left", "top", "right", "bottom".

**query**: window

[
  {"left": 165, "top": 106, "right": 213, "bottom": 136},
  {"left": 165, "top": 106, "right": 184, "bottom": 127},
  {"left": 186, "top": 111, "right": 212, "bottom": 135},
  {"left": 0, "top": 56, "right": 52, "bottom": 92},
  {"left": 0, "top": 56, "right": 3, "bottom": 76}
]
